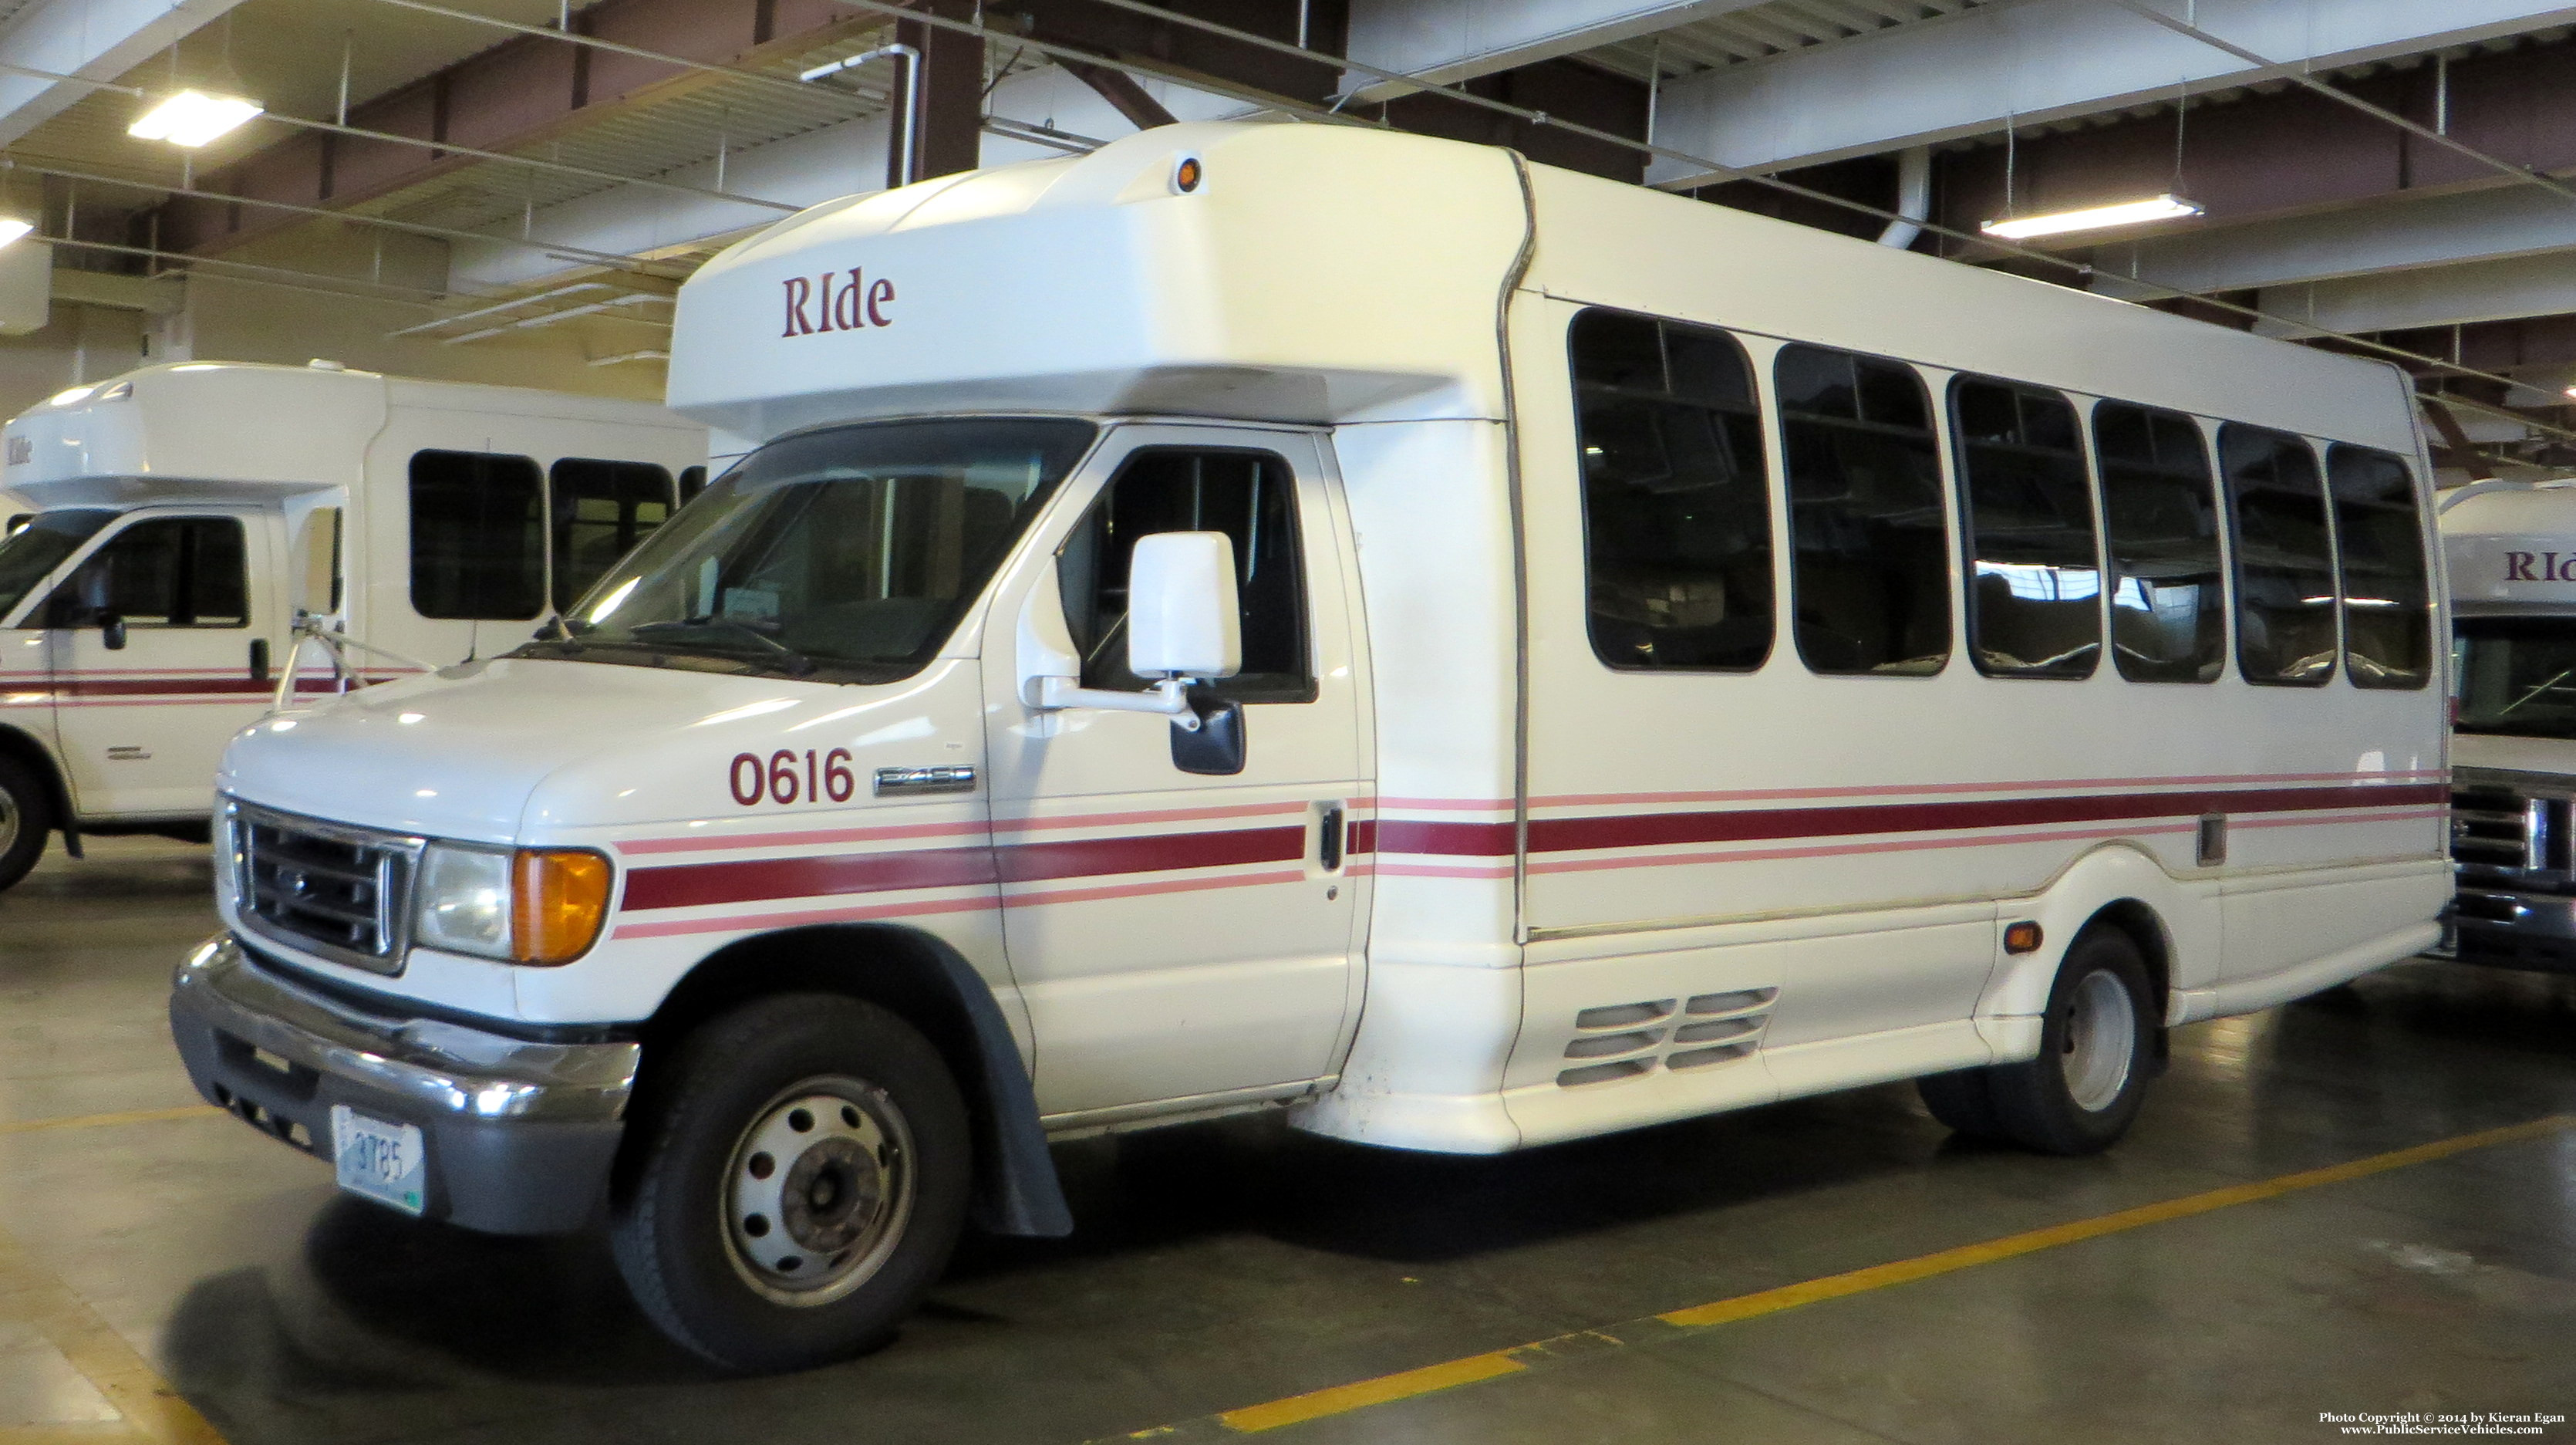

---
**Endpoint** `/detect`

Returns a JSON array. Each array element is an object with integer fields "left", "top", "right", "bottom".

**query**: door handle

[
  {"left": 248, "top": 638, "right": 271, "bottom": 684},
  {"left": 1318, "top": 802, "right": 1345, "bottom": 873}
]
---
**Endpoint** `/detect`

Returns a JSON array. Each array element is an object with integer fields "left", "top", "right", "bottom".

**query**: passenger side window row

[
  {"left": 1569, "top": 307, "right": 2433, "bottom": 690},
  {"left": 410, "top": 451, "right": 681, "bottom": 621}
]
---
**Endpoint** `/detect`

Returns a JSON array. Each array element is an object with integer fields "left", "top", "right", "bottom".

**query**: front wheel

[
  {"left": 0, "top": 754, "right": 52, "bottom": 892},
  {"left": 610, "top": 994, "right": 970, "bottom": 1372},
  {"left": 1951, "top": 928, "right": 2158, "bottom": 1156}
]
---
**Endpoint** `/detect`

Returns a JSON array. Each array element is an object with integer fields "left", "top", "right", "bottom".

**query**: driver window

[
  {"left": 43, "top": 516, "right": 248, "bottom": 629},
  {"left": 1058, "top": 448, "right": 1315, "bottom": 703}
]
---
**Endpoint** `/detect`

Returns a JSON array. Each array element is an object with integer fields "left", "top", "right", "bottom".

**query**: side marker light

[
  {"left": 2003, "top": 920, "right": 2045, "bottom": 955},
  {"left": 1172, "top": 155, "right": 1203, "bottom": 194}
]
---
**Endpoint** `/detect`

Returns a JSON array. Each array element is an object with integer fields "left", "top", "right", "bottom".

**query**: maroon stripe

[
  {"left": 1347, "top": 819, "right": 1377, "bottom": 856},
  {"left": 625, "top": 846, "right": 996, "bottom": 910},
  {"left": 1377, "top": 819, "right": 1515, "bottom": 857},
  {"left": 625, "top": 825, "right": 1309, "bottom": 912},
  {"left": 1377, "top": 784, "right": 2448, "bottom": 858},
  {"left": 996, "top": 825, "right": 1306, "bottom": 884}
]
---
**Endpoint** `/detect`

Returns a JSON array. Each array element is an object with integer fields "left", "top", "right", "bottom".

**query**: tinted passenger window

[
  {"left": 1569, "top": 309, "right": 1772, "bottom": 671},
  {"left": 1951, "top": 379, "right": 2099, "bottom": 678},
  {"left": 45, "top": 516, "right": 247, "bottom": 627},
  {"left": 1778, "top": 345, "right": 1948, "bottom": 675},
  {"left": 411, "top": 450, "right": 543, "bottom": 620},
  {"left": 2095, "top": 403, "right": 2224, "bottom": 683},
  {"left": 2219, "top": 425, "right": 2335, "bottom": 685},
  {"left": 551, "top": 458, "right": 674, "bottom": 611},
  {"left": 1059, "top": 449, "right": 1312, "bottom": 703},
  {"left": 2326, "top": 445, "right": 2432, "bottom": 690}
]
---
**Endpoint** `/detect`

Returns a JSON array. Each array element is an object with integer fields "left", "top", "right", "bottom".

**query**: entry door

[
  {"left": 980, "top": 426, "right": 1371, "bottom": 1119},
  {"left": 43, "top": 507, "right": 280, "bottom": 819}
]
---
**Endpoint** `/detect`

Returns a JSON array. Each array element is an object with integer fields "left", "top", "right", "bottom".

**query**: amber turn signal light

[
  {"left": 513, "top": 848, "right": 612, "bottom": 965},
  {"left": 2002, "top": 920, "right": 2045, "bottom": 955}
]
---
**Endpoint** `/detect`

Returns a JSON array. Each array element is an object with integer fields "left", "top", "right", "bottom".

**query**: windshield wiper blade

[{"left": 628, "top": 616, "right": 817, "bottom": 675}]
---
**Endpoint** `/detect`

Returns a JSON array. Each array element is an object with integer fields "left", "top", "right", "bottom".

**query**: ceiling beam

[
  {"left": 1340, "top": 0, "right": 1768, "bottom": 102},
  {"left": 1644, "top": 0, "right": 2576, "bottom": 186}
]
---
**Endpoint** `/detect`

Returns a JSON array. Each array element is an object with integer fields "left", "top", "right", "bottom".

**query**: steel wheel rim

[
  {"left": 0, "top": 785, "right": 17, "bottom": 861},
  {"left": 2060, "top": 969, "right": 2136, "bottom": 1113},
  {"left": 720, "top": 1076, "right": 915, "bottom": 1308}
]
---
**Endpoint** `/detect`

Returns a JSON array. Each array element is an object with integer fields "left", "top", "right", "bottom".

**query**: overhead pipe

[
  {"left": 801, "top": 44, "right": 924, "bottom": 187},
  {"left": 1877, "top": 144, "right": 1932, "bottom": 249}
]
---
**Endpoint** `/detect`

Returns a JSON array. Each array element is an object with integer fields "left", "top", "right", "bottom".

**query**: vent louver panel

[{"left": 1556, "top": 988, "right": 1776, "bottom": 1087}]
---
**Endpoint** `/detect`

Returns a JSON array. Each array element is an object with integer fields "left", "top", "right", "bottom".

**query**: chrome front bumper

[{"left": 168, "top": 934, "right": 641, "bottom": 1232}]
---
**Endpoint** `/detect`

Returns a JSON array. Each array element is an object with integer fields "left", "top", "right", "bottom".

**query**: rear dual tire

[
  {"left": 609, "top": 994, "right": 971, "bottom": 1374},
  {"left": 1918, "top": 927, "right": 2156, "bottom": 1156}
]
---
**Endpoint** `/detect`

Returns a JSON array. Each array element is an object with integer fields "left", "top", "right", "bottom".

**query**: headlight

[{"left": 412, "top": 843, "right": 612, "bottom": 966}]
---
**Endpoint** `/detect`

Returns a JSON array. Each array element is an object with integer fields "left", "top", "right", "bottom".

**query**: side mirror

[
  {"left": 99, "top": 613, "right": 126, "bottom": 650},
  {"left": 1125, "top": 532, "right": 1241, "bottom": 681}
]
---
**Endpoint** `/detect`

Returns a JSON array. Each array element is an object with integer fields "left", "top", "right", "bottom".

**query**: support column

[{"left": 892, "top": 0, "right": 983, "bottom": 187}]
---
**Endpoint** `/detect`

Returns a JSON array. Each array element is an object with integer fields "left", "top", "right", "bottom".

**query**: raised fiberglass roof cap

[{"left": 665, "top": 120, "right": 1536, "bottom": 441}]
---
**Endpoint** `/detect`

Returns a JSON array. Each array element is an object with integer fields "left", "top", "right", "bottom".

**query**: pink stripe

[
  {"left": 620, "top": 818, "right": 987, "bottom": 856},
  {"left": 1376, "top": 861, "right": 1516, "bottom": 879},
  {"left": 994, "top": 801, "right": 1308, "bottom": 832},
  {"left": 2234, "top": 806, "right": 2448, "bottom": 830},
  {"left": 610, "top": 892, "right": 995, "bottom": 940},
  {"left": 1375, "top": 796, "right": 1514, "bottom": 812},
  {"left": 1529, "top": 769, "right": 2446, "bottom": 810},
  {"left": 1004, "top": 868, "right": 1306, "bottom": 907}
]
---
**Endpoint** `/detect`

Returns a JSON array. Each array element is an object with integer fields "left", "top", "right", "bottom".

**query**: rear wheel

[
  {"left": 0, "top": 755, "right": 52, "bottom": 892},
  {"left": 1983, "top": 928, "right": 2158, "bottom": 1155},
  {"left": 610, "top": 994, "right": 970, "bottom": 1373}
]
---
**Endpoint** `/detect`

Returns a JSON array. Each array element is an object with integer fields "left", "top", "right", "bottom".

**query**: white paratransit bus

[
  {"left": 2437, "top": 478, "right": 2576, "bottom": 969},
  {"left": 0, "top": 360, "right": 707, "bottom": 890},
  {"left": 167, "top": 121, "right": 2450, "bottom": 1372}
]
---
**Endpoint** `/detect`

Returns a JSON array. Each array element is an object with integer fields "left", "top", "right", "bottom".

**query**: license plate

[{"left": 329, "top": 1105, "right": 426, "bottom": 1216}]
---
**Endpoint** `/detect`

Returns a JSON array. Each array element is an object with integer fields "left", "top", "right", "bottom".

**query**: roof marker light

[
  {"left": 1172, "top": 155, "right": 1204, "bottom": 194},
  {"left": 128, "top": 91, "right": 265, "bottom": 148},
  {"left": 1981, "top": 194, "right": 2203, "bottom": 241}
]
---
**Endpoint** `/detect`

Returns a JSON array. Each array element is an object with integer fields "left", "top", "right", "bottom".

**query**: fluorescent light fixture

[
  {"left": 128, "top": 91, "right": 264, "bottom": 148},
  {"left": 1981, "top": 194, "right": 2203, "bottom": 241},
  {"left": 2561, "top": 385, "right": 2576, "bottom": 400},
  {"left": 0, "top": 218, "right": 30, "bottom": 249}
]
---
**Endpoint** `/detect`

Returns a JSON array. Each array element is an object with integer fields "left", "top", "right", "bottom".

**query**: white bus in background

[
  {"left": 0, "top": 360, "right": 707, "bottom": 889},
  {"left": 2439, "top": 479, "right": 2576, "bottom": 969},
  {"left": 170, "top": 121, "right": 2448, "bottom": 1373}
]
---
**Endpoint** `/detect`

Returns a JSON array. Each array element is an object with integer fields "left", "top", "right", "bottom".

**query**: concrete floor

[{"left": 5, "top": 839, "right": 2576, "bottom": 1445}]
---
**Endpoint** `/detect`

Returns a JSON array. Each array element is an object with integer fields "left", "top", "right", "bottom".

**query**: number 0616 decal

[{"left": 730, "top": 748, "right": 855, "bottom": 805}]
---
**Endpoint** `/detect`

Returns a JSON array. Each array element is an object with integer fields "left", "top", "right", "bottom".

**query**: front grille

[
  {"left": 2450, "top": 786, "right": 2561, "bottom": 873},
  {"left": 235, "top": 805, "right": 419, "bottom": 974}
]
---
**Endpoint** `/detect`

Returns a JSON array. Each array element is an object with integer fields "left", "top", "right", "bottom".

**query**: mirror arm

[{"left": 1030, "top": 676, "right": 1205, "bottom": 731}]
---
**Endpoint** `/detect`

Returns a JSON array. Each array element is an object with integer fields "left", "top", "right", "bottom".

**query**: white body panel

[
  {"left": 0, "top": 362, "right": 703, "bottom": 826},
  {"left": 217, "top": 122, "right": 2447, "bottom": 1158}
]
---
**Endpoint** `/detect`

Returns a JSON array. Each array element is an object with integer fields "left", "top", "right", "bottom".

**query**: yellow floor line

[
  {"left": 0, "top": 1109, "right": 219, "bottom": 1139},
  {"left": 1102, "top": 1112, "right": 2576, "bottom": 1440},
  {"left": 0, "top": 1426, "right": 148, "bottom": 1444},
  {"left": 0, "top": 1226, "right": 225, "bottom": 1445}
]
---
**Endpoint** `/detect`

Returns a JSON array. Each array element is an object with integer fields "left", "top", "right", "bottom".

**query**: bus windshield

[
  {"left": 0, "top": 508, "right": 114, "bottom": 624},
  {"left": 2455, "top": 616, "right": 2576, "bottom": 739},
  {"left": 531, "top": 417, "right": 1097, "bottom": 683}
]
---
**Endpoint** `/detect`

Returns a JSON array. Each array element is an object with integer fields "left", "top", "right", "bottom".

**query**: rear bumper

[{"left": 167, "top": 935, "right": 639, "bottom": 1234}]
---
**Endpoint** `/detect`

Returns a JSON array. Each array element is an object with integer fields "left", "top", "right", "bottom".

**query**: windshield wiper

[{"left": 628, "top": 616, "right": 818, "bottom": 676}]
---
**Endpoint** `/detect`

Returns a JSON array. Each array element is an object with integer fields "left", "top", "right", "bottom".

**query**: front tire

[
  {"left": 1983, "top": 928, "right": 2158, "bottom": 1155},
  {"left": 0, "top": 754, "right": 52, "bottom": 892},
  {"left": 610, "top": 994, "right": 970, "bottom": 1372}
]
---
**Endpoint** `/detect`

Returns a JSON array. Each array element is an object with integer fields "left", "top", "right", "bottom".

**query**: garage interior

[{"left": 2, "top": 2, "right": 2576, "bottom": 1442}]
